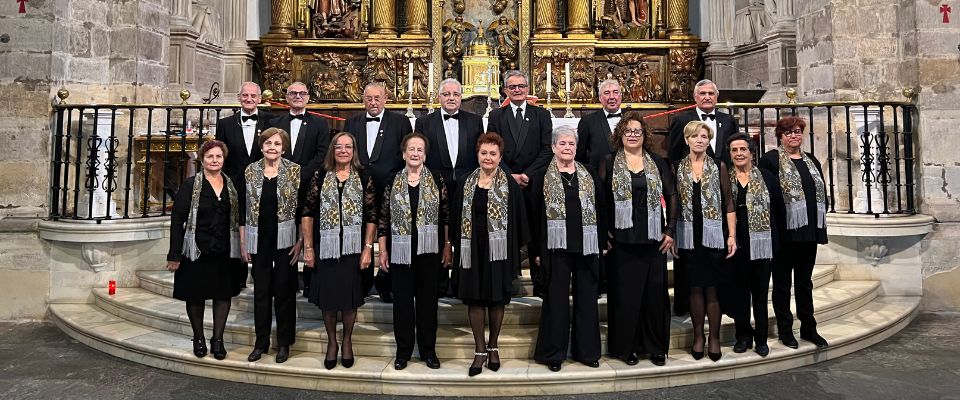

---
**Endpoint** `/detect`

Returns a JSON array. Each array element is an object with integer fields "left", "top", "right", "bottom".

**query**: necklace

[{"left": 560, "top": 171, "right": 575, "bottom": 187}]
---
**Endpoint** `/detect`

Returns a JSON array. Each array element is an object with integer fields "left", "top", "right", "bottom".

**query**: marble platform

[{"left": 48, "top": 260, "right": 920, "bottom": 395}]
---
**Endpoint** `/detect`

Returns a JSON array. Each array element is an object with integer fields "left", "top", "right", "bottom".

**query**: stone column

[
  {"left": 766, "top": 0, "right": 795, "bottom": 32},
  {"left": 667, "top": 0, "right": 691, "bottom": 38},
  {"left": 222, "top": 0, "right": 255, "bottom": 98},
  {"left": 371, "top": 0, "right": 399, "bottom": 36},
  {"left": 267, "top": 0, "right": 296, "bottom": 37},
  {"left": 170, "top": 0, "right": 192, "bottom": 26},
  {"left": 403, "top": 0, "right": 430, "bottom": 36},
  {"left": 566, "top": 0, "right": 591, "bottom": 35},
  {"left": 534, "top": 0, "right": 560, "bottom": 35},
  {"left": 706, "top": 0, "right": 733, "bottom": 52}
]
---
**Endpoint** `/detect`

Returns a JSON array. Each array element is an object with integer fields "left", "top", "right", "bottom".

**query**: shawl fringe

[
  {"left": 342, "top": 224, "right": 362, "bottom": 255},
  {"left": 749, "top": 230, "right": 773, "bottom": 260},
  {"left": 459, "top": 238, "right": 472, "bottom": 269},
  {"left": 245, "top": 225, "right": 259, "bottom": 254},
  {"left": 417, "top": 224, "right": 439, "bottom": 255},
  {"left": 318, "top": 228, "right": 341, "bottom": 260},
  {"left": 489, "top": 229, "right": 508, "bottom": 261},
  {"left": 391, "top": 234, "right": 412, "bottom": 265},
  {"left": 547, "top": 219, "right": 567, "bottom": 250},
  {"left": 582, "top": 224, "right": 599, "bottom": 255},
  {"left": 614, "top": 200, "right": 633, "bottom": 229}
]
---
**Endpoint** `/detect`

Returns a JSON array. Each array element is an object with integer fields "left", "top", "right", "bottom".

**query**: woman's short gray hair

[{"left": 551, "top": 126, "right": 579, "bottom": 145}]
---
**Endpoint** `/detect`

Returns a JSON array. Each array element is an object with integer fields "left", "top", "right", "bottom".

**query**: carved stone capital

[{"left": 82, "top": 244, "right": 114, "bottom": 273}]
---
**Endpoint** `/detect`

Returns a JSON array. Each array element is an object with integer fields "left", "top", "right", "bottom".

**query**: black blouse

[{"left": 301, "top": 170, "right": 379, "bottom": 228}]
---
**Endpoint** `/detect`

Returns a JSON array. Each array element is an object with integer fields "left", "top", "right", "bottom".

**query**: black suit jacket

[
  {"left": 215, "top": 111, "right": 271, "bottom": 183},
  {"left": 415, "top": 110, "right": 484, "bottom": 186},
  {"left": 487, "top": 104, "right": 553, "bottom": 176},
  {"left": 575, "top": 109, "right": 616, "bottom": 170},
  {"left": 343, "top": 110, "right": 412, "bottom": 194},
  {"left": 267, "top": 112, "right": 331, "bottom": 178},
  {"left": 667, "top": 109, "right": 739, "bottom": 165}
]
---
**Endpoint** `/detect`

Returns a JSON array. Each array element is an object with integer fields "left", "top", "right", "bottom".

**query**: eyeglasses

[
  {"left": 334, "top": 144, "right": 354, "bottom": 151},
  {"left": 439, "top": 91, "right": 462, "bottom": 98},
  {"left": 623, "top": 129, "right": 644, "bottom": 137},
  {"left": 783, "top": 128, "right": 803, "bottom": 136},
  {"left": 506, "top": 84, "right": 529, "bottom": 90},
  {"left": 287, "top": 91, "right": 309, "bottom": 98},
  {"left": 363, "top": 96, "right": 384, "bottom": 102}
]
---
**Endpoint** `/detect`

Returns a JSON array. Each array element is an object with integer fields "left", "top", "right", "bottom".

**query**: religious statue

[
  {"left": 492, "top": 0, "right": 509, "bottom": 14},
  {"left": 453, "top": 0, "right": 466, "bottom": 14},
  {"left": 639, "top": 62, "right": 661, "bottom": 101},
  {"left": 442, "top": 16, "right": 476, "bottom": 68},
  {"left": 190, "top": 0, "right": 222, "bottom": 46},
  {"left": 343, "top": 62, "right": 363, "bottom": 102},
  {"left": 311, "top": 0, "right": 361, "bottom": 38},
  {"left": 487, "top": 16, "right": 519, "bottom": 69},
  {"left": 600, "top": 0, "right": 649, "bottom": 39},
  {"left": 734, "top": 0, "right": 770, "bottom": 45}
]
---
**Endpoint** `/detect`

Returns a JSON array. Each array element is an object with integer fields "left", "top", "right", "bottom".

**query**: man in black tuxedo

[
  {"left": 215, "top": 81, "right": 272, "bottom": 288},
  {"left": 667, "top": 79, "right": 740, "bottom": 165},
  {"left": 216, "top": 82, "right": 271, "bottom": 184},
  {"left": 343, "top": 82, "right": 413, "bottom": 303},
  {"left": 667, "top": 79, "right": 739, "bottom": 316},
  {"left": 414, "top": 78, "right": 484, "bottom": 297},
  {"left": 576, "top": 78, "right": 623, "bottom": 170},
  {"left": 487, "top": 70, "right": 553, "bottom": 296},
  {"left": 267, "top": 82, "right": 331, "bottom": 297}
]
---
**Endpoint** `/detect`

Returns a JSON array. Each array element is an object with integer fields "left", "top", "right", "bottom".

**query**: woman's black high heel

[
  {"left": 486, "top": 347, "right": 501, "bottom": 371},
  {"left": 210, "top": 338, "right": 227, "bottom": 360},
  {"left": 691, "top": 335, "right": 705, "bottom": 360},
  {"left": 192, "top": 337, "right": 207, "bottom": 358},
  {"left": 707, "top": 336, "right": 722, "bottom": 362},
  {"left": 324, "top": 344, "right": 338, "bottom": 370},
  {"left": 469, "top": 352, "right": 488, "bottom": 377}
]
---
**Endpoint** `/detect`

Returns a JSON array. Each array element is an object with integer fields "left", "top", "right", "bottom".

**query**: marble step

[
  {"left": 49, "top": 296, "right": 920, "bottom": 396},
  {"left": 89, "top": 278, "right": 877, "bottom": 359},
  {"left": 136, "top": 264, "right": 837, "bottom": 324}
]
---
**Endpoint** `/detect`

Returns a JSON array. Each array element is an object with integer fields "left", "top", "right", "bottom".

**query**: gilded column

[
  {"left": 267, "top": 0, "right": 296, "bottom": 37},
  {"left": 371, "top": 0, "right": 399, "bottom": 36},
  {"left": 534, "top": 0, "right": 559, "bottom": 35},
  {"left": 566, "top": 0, "right": 591, "bottom": 35},
  {"left": 404, "top": 0, "right": 430, "bottom": 36},
  {"left": 667, "top": 0, "right": 691, "bottom": 38}
]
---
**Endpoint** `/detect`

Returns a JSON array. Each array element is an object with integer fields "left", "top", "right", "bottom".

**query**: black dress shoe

[
  {"left": 192, "top": 337, "right": 207, "bottom": 358},
  {"left": 624, "top": 353, "right": 640, "bottom": 366},
  {"left": 582, "top": 360, "right": 600, "bottom": 368},
  {"left": 650, "top": 354, "right": 666, "bottom": 366},
  {"left": 210, "top": 338, "right": 227, "bottom": 360},
  {"left": 780, "top": 332, "right": 799, "bottom": 349},
  {"left": 547, "top": 362, "right": 562, "bottom": 372},
  {"left": 755, "top": 342, "right": 770, "bottom": 357},
  {"left": 380, "top": 292, "right": 394, "bottom": 304},
  {"left": 394, "top": 358, "right": 408, "bottom": 370},
  {"left": 324, "top": 358, "right": 337, "bottom": 370},
  {"left": 247, "top": 347, "right": 267, "bottom": 362},
  {"left": 801, "top": 331, "right": 829, "bottom": 348},
  {"left": 486, "top": 347, "right": 500, "bottom": 371},
  {"left": 424, "top": 355, "right": 441, "bottom": 369},
  {"left": 275, "top": 346, "right": 290, "bottom": 363},
  {"left": 708, "top": 351, "right": 722, "bottom": 362},
  {"left": 341, "top": 357, "right": 354, "bottom": 368},
  {"left": 469, "top": 352, "right": 487, "bottom": 377},
  {"left": 733, "top": 338, "right": 753, "bottom": 353}
]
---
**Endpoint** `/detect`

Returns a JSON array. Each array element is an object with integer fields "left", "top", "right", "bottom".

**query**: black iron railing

[{"left": 48, "top": 99, "right": 918, "bottom": 221}]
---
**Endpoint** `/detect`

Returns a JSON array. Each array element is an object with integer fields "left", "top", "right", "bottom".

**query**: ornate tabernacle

[{"left": 251, "top": 0, "right": 705, "bottom": 110}]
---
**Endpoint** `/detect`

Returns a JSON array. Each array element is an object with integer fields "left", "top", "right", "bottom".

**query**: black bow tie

[
  {"left": 241, "top": 114, "right": 258, "bottom": 122},
  {"left": 366, "top": 116, "right": 381, "bottom": 122},
  {"left": 443, "top": 113, "right": 459, "bottom": 120},
  {"left": 701, "top": 113, "right": 716, "bottom": 121},
  {"left": 606, "top": 112, "right": 621, "bottom": 119},
  {"left": 290, "top": 114, "right": 304, "bottom": 120}
]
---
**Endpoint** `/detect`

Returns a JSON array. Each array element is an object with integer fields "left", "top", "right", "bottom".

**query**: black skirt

[
  {"left": 173, "top": 251, "right": 244, "bottom": 301},
  {"left": 679, "top": 181, "right": 727, "bottom": 288},
  {"left": 457, "top": 189, "right": 513, "bottom": 307},
  {"left": 308, "top": 253, "right": 366, "bottom": 311}
]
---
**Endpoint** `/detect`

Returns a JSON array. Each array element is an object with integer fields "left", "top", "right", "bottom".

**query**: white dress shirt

[
  {"left": 442, "top": 111, "right": 460, "bottom": 166},
  {"left": 239, "top": 110, "right": 258, "bottom": 156},
  {"left": 696, "top": 107, "right": 719, "bottom": 152},
  {"left": 510, "top": 102, "right": 527, "bottom": 122},
  {"left": 289, "top": 112, "right": 305, "bottom": 154},
  {"left": 605, "top": 108, "right": 622, "bottom": 133},
  {"left": 366, "top": 112, "right": 383, "bottom": 158}
]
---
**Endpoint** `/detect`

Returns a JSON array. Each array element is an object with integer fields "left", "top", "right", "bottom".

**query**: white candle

[
  {"left": 427, "top": 62, "right": 434, "bottom": 98},
  {"left": 546, "top": 62, "right": 552, "bottom": 93},
  {"left": 565, "top": 62, "right": 571, "bottom": 93},
  {"left": 486, "top": 63, "right": 492, "bottom": 95},
  {"left": 408, "top": 62, "right": 414, "bottom": 94}
]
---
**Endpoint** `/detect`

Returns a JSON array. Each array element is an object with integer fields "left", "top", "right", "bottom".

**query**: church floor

[{"left": 1, "top": 313, "right": 958, "bottom": 400}]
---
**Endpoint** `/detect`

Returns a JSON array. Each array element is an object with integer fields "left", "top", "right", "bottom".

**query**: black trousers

[
  {"left": 251, "top": 246, "right": 298, "bottom": 349},
  {"left": 534, "top": 252, "right": 601, "bottom": 364},
  {"left": 772, "top": 241, "right": 818, "bottom": 335},
  {"left": 731, "top": 252, "right": 772, "bottom": 343},
  {"left": 607, "top": 243, "right": 670, "bottom": 358},
  {"left": 361, "top": 260, "right": 393, "bottom": 296},
  {"left": 391, "top": 253, "right": 441, "bottom": 360}
]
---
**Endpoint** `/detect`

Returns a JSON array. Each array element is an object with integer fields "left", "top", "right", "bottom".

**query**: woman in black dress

[
  {"left": 301, "top": 132, "right": 378, "bottom": 369},
  {"left": 758, "top": 116, "right": 829, "bottom": 349},
  {"left": 531, "top": 126, "right": 605, "bottom": 372},
  {"left": 452, "top": 132, "right": 530, "bottom": 376},
  {"left": 378, "top": 132, "right": 452, "bottom": 371},
  {"left": 727, "top": 133, "right": 780, "bottom": 357},
  {"left": 241, "top": 127, "right": 303, "bottom": 364},
  {"left": 600, "top": 112, "right": 677, "bottom": 367},
  {"left": 674, "top": 121, "right": 736, "bottom": 362},
  {"left": 167, "top": 140, "right": 244, "bottom": 360}
]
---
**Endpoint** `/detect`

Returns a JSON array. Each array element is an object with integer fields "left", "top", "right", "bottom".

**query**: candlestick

[
  {"left": 565, "top": 62, "right": 571, "bottom": 94},
  {"left": 484, "top": 63, "right": 493, "bottom": 118},
  {"left": 546, "top": 62, "right": 552, "bottom": 93},
  {"left": 407, "top": 62, "right": 414, "bottom": 95},
  {"left": 546, "top": 89, "right": 554, "bottom": 118}
]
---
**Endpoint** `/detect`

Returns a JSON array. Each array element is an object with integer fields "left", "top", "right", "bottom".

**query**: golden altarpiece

[{"left": 251, "top": 0, "right": 706, "bottom": 113}]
